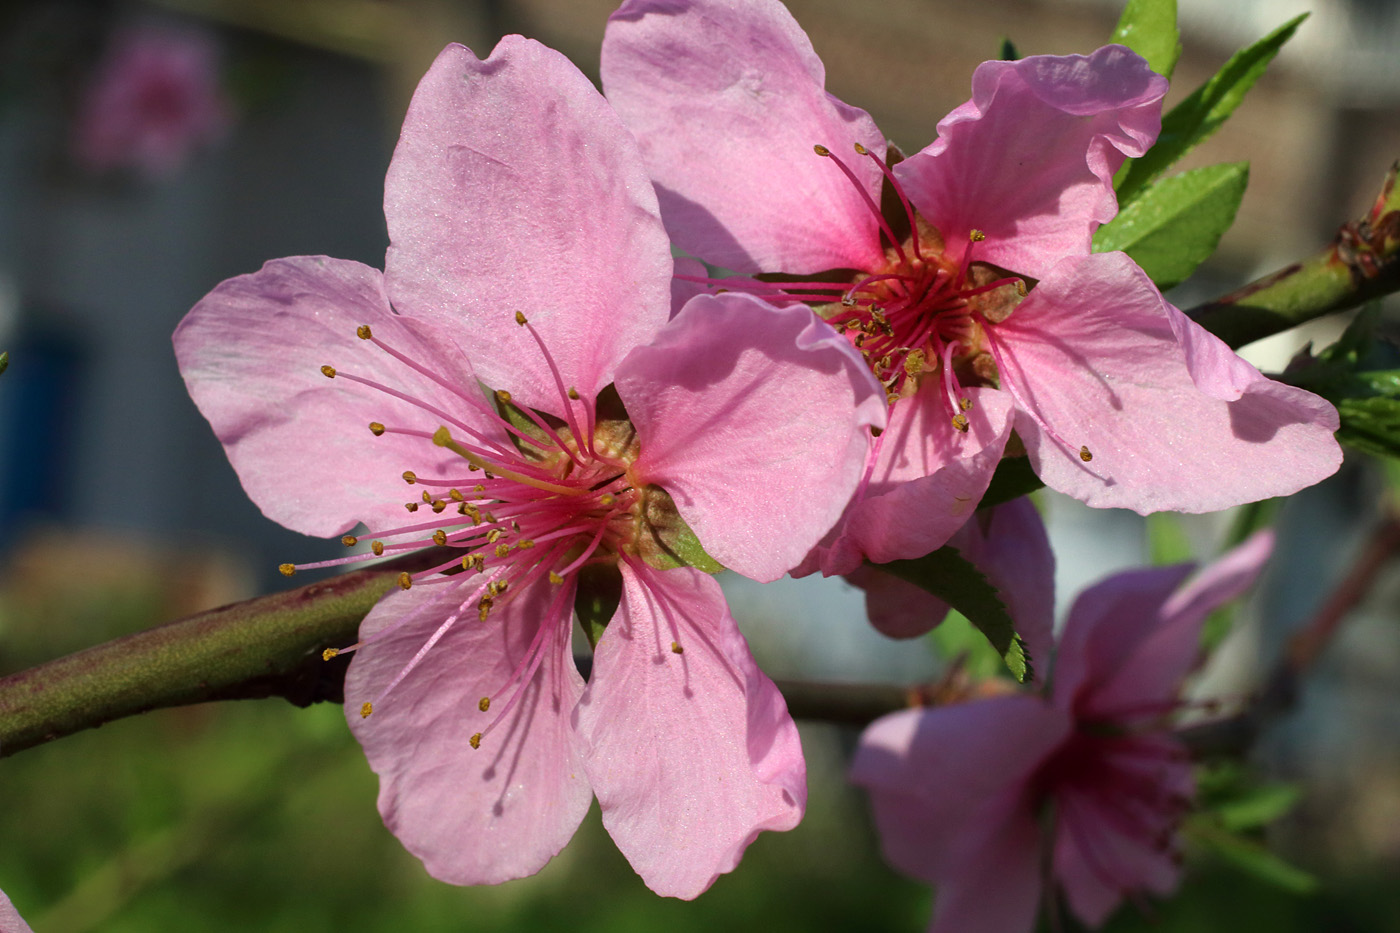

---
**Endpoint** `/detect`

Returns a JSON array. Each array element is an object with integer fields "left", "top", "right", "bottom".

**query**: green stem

[{"left": 1188, "top": 160, "right": 1400, "bottom": 349}]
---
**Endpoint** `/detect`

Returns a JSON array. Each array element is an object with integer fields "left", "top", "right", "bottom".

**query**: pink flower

[
  {"left": 602, "top": 0, "right": 1341, "bottom": 573},
  {"left": 849, "top": 532, "right": 1275, "bottom": 932},
  {"left": 73, "top": 23, "right": 231, "bottom": 178},
  {"left": 0, "top": 887, "right": 32, "bottom": 933},
  {"left": 175, "top": 38, "right": 884, "bottom": 897}
]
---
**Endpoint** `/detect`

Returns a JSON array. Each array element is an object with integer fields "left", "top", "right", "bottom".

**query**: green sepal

[
  {"left": 879, "top": 546, "right": 1032, "bottom": 682},
  {"left": 574, "top": 562, "right": 623, "bottom": 651},
  {"left": 1190, "top": 762, "right": 1315, "bottom": 892},
  {"left": 492, "top": 389, "right": 551, "bottom": 455},
  {"left": 1282, "top": 304, "right": 1400, "bottom": 460},
  {"left": 636, "top": 484, "right": 724, "bottom": 574},
  {"left": 1116, "top": 14, "right": 1306, "bottom": 208},
  {"left": 1111, "top": 0, "right": 1181, "bottom": 80},
  {"left": 997, "top": 37, "right": 1019, "bottom": 62},
  {"left": 1146, "top": 512, "right": 1193, "bottom": 566},
  {"left": 1094, "top": 161, "right": 1249, "bottom": 289}
]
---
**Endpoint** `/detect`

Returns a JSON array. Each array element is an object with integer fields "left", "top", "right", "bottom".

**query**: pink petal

[
  {"left": 994, "top": 253, "right": 1342, "bottom": 513},
  {"left": 925, "top": 787, "right": 1045, "bottom": 933},
  {"left": 602, "top": 0, "right": 887, "bottom": 274},
  {"left": 0, "top": 888, "right": 33, "bottom": 933},
  {"left": 578, "top": 563, "right": 805, "bottom": 899},
  {"left": 671, "top": 258, "right": 710, "bottom": 318},
  {"left": 344, "top": 579, "right": 591, "bottom": 885},
  {"left": 1090, "top": 530, "right": 1274, "bottom": 718},
  {"left": 851, "top": 698, "right": 1071, "bottom": 881},
  {"left": 383, "top": 38, "right": 671, "bottom": 414},
  {"left": 896, "top": 46, "right": 1166, "bottom": 278},
  {"left": 174, "top": 256, "right": 493, "bottom": 538},
  {"left": 844, "top": 564, "right": 951, "bottom": 639},
  {"left": 834, "top": 383, "right": 1014, "bottom": 569},
  {"left": 617, "top": 293, "right": 886, "bottom": 582},
  {"left": 1051, "top": 564, "right": 1195, "bottom": 713}
]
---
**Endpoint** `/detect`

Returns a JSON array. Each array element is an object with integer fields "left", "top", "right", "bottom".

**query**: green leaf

[
  {"left": 1111, "top": 0, "right": 1181, "bottom": 79},
  {"left": 928, "top": 610, "right": 1008, "bottom": 680},
  {"left": 574, "top": 562, "right": 623, "bottom": 650},
  {"left": 1188, "top": 822, "right": 1319, "bottom": 894},
  {"left": 1094, "top": 162, "right": 1248, "bottom": 289},
  {"left": 879, "top": 547, "right": 1032, "bottom": 682},
  {"left": 998, "top": 37, "right": 1020, "bottom": 61},
  {"left": 1146, "top": 512, "right": 1193, "bottom": 565},
  {"left": 979, "top": 455, "right": 1043, "bottom": 509},
  {"left": 1215, "top": 782, "right": 1303, "bottom": 832},
  {"left": 1117, "top": 14, "right": 1307, "bottom": 207}
]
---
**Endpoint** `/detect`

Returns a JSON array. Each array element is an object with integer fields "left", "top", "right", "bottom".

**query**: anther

[
  {"left": 403, "top": 471, "right": 417, "bottom": 484},
  {"left": 322, "top": 648, "right": 339, "bottom": 661},
  {"left": 397, "top": 572, "right": 413, "bottom": 590},
  {"left": 970, "top": 230, "right": 986, "bottom": 242},
  {"left": 519, "top": 539, "right": 535, "bottom": 549},
  {"left": 449, "top": 488, "right": 464, "bottom": 501},
  {"left": 371, "top": 540, "right": 384, "bottom": 556},
  {"left": 279, "top": 563, "right": 296, "bottom": 577},
  {"left": 489, "top": 580, "right": 509, "bottom": 596},
  {"left": 952, "top": 413, "right": 970, "bottom": 433},
  {"left": 405, "top": 502, "right": 419, "bottom": 512},
  {"left": 479, "top": 696, "right": 492, "bottom": 712},
  {"left": 515, "top": 311, "right": 528, "bottom": 326},
  {"left": 369, "top": 422, "right": 386, "bottom": 436},
  {"left": 360, "top": 702, "right": 373, "bottom": 718},
  {"left": 494, "top": 543, "right": 510, "bottom": 558},
  {"left": 853, "top": 142, "right": 869, "bottom": 155},
  {"left": 431, "top": 500, "right": 446, "bottom": 513},
  {"left": 599, "top": 493, "right": 616, "bottom": 507},
  {"left": 904, "top": 349, "right": 927, "bottom": 379},
  {"left": 342, "top": 535, "right": 358, "bottom": 547},
  {"left": 320, "top": 365, "right": 336, "bottom": 378},
  {"left": 496, "top": 389, "right": 512, "bottom": 403},
  {"left": 549, "top": 571, "right": 564, "bottom": 585},
  {"left": 671, "top": 641, "right": 684, "bottom": 654},
  {"left": 469, "top": 733, "right": 482, "bottom": 749},
  {"left": 567, "top": 387, "right": 580, "bottom": 400},
  {"left": 1079, "top": 446, "right": 1094, "bottom": 463},
  {"left": 813, "top": 143, "right": 831, "bottom": 157},
  {"left": 477, "top": 598, "right": 494, "bottom": 622},
  {"left": 432, "top": 530, "right": 448, "bottom": 546},
  {"left": 960, "top": 398, "right": 973, "bottom": 411},
  {"left": 356, "top": 324, "right": 373, "bottom": 340}
]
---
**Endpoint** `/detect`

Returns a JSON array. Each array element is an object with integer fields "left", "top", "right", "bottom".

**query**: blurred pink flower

[
  {"left": 603, "top": 0, "right": 1340, "bottom": 573},
  {"left": 176, "top": 37, "right": 884, "bottom": 897},
  {"left": 73, "top": 24, "right": 231, "bottom": 178},
  {"left": 0, "top": 887, "right": 32, "bottom": 933},
  {"left": 850, "top": 531, "right": 1275, "bottom": 932}
]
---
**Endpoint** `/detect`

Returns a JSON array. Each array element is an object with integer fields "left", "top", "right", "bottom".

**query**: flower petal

[
  {"left": 844, "top": 564, "right": 952, "bottom": 639},
  {"left": 602, "top": 0, "right": 887, "bottom": 273},
  {"left": 925, "top": 788, "right": 1045, "bottom": 933},
  {"left": 383, "top": 37, "right": 671, "bottom": 413},
  {"left": 896, "top": 45, "right": 1166, "bottom": 278},
  {"left": 1089, "top": 530, "right": 1274, "bottom": 718},
  {"left": 994, "top": 253, "right": 1342, "bottom": 513},
  {"left": 617, "top": 293, "right": 885, "bottom": 582},
  {"left": 0, "top": 888, "right": 33, "bottom": 933},
  {"left": 1051, "top": 563, "right": 1195, "bottom": 713},
  {"left": 833, "top": 383, "right": 1013, "bottom": 569},
  {"left": 953, "top": 498, "right": 1056, "bottom": 670},
  {"left": 851, "top": 699, "right": 1071, "bottom": 881},
  {"left": 174, "top": 256, "right": 491, "bottom": 538},
  {"left": 344, "top": 579, "right": 591, "bottom": 885},
  {"left": 579, "top": 563, "right": 805, "bottom": 899}
]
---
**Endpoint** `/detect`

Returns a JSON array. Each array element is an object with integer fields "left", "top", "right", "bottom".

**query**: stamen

[
  {"left": 814, "top": 143, "right": 908, "bottom": 265},
  {"left": 854, "top": 141, "right": 924, "bottom": 263}
]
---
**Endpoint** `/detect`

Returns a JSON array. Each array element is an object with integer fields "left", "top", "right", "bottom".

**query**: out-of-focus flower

[
  {"left": 0, "top": 887, "right": 32, "bottom": 933},
  {"left": 73, "top": 23, "right": 231, "bottom": 178},
  {"left": 176, "top": 37, "right": 884, "bottom": 898},
  {"left": 850, "top": 532, "right": 1275, "bottom": 932},
  {"left": 603, "top": 0, "right": 1341, "bottom": 574}
]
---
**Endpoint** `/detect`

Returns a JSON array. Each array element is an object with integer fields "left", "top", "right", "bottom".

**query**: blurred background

[{"left": 1, "top": 0, "right": 1399, "bottom": 929}]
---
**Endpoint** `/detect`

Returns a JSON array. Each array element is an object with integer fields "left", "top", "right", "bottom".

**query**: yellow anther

[
  {"left": 952, "top": 413, "right": 970, "bottom": 433},
  {"left": 397, "top": 571, "right": 413, "bottom": 590},
  {"left": 549, "top": 571, "right": 564, "bottom": 585},
  {"left": 432, "top": 529, "right": 448, "bottom": 546},
  {"left": 422, "top": 490, "right": 432, "bottom": 503},
  {"left": 449, "top": 488, "right": 464, "bottom": 501},
  {"left": 469, "top": 732, "right": 482, "bottom": 749},
  {"left": 371, "top": 540, "right": 384, "bottom": 556},
  {"left": 322, "top": 648, "right": 339, "bottom": 661},
  {"left": 483, "top": 512, "right": 498, "bottom": 524},
  {"left": 813, "top": 144, "right": 831, "bottom": 157},
  {"left": 853, "top": 142, "right": 869, "bottom": 155},
  {"left": 405, "top": 502, "right": 419, "bottom": 512},
  {"left": 279, "top": 563, "right": 296, "bottom": 577},
  {"left": 474, "top": 484, "right": 485, "bottom": 493},
  {"left": 567, "top": 387, "right": 580, "bottom": 400},
  {"left": 1079, "top": 446, "right": 1094, "bottom": 463},
  {"left": 477, "top": 598, "right": 494, "bottom": 622},
  {"left": 486, "top": 529, "right": 502, "bottom": 544},
  {"left": 403, "top": 471, "right": 417, "bottom": 484},
  {"left": 490, "top": 580, "right": 509, "bottom": 596},
  {"left": 518, "top": 539, "right": 535, "bottom": 549},
  {"left": 320, "top": 364, "right": 336, "bottom": 378},
  {"left": 515, "top": 311, "right": 528, "bottom": 326},
  {"left": 495, "top": 543, "right": 510, "bottom": 558},
  {"left": 496, "top": 389, "right": 512, "bottom": 403},
  {"left": 360, "top": 702, "right": 373, "bottom": 719},
  {"left": 431, "top": 500, "right": 446, "bottom": 513},
  {"left": 960, "top": 398, "right": 973, "bottom": 412},
  {"left": 671, "top": 641, "right": 684, "bottom": 655},
  {"left": 342, "top": 535, "right": 358, "bottom": 547},
  {"left": 357, "top": 324, "right": 373, "bottom": 340},
  {"left": 599, "top": 493, "right": 616, "bottom": 507},
  {"left": 479, "top": 696, "right": 492, "bottom": 712},
  {"left": 904, "top": 349, "right": 927, "bottom": 379},
  {"left": 970, "top": 229, "right": 986, "bottom": 242},
  {"left": 369, "top": 422, "right": 386, "bottom": 436}
]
